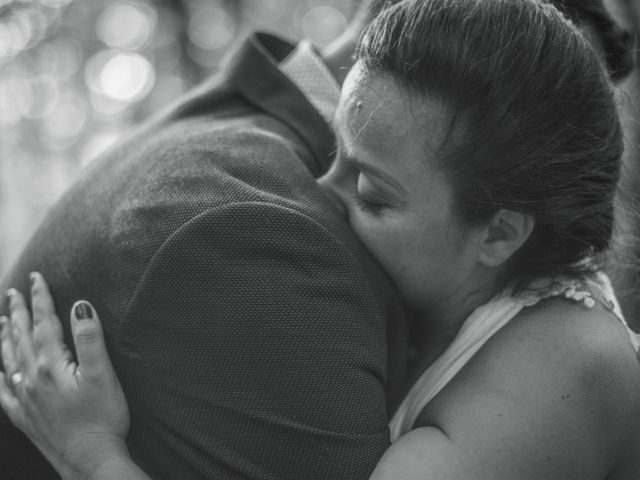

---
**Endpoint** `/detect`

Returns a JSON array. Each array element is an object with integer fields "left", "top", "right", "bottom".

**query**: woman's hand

[{"left": 0, "top": 273, "right": 131, "bottom": 479}]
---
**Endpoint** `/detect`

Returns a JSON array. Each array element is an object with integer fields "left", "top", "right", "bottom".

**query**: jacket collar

[{"left": 222, "top": 33, "right": 336, "bottom": 176}]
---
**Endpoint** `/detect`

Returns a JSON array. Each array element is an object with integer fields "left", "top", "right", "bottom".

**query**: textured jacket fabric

[{"left": 0, "top": 34, "right": 407, "bottom": 480}]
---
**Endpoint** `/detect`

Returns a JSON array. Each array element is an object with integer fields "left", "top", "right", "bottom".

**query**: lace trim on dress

[{"left": 516, "top": 276, "right": 601, "bottom": 309}]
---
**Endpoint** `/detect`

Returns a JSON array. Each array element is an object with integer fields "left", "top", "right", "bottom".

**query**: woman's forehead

[
  {"left": 337, "top": 70, "right": 410, "bottom": 148},
  {"left": 341, "top": 68, "right": 407, "bottom": 118},
  {"left": 337, "top": 66, "right": 452, "bottom": 158}
]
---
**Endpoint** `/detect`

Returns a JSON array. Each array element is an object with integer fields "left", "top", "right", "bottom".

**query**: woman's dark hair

[
  {"left": 552, "top": 0, "right": 635, "bottom": 82},
  {"left": 357, "top": 0, "right": 624, "bottom": 288}
]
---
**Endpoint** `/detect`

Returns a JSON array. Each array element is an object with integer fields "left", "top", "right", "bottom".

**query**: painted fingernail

[{"left": 74, "top": 302, "right": 93, "bottom": 320}]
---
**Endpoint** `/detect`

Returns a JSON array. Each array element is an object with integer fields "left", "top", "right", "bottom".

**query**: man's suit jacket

[{"left": 0, "top": 34, "right": 407, "bottom": 480}]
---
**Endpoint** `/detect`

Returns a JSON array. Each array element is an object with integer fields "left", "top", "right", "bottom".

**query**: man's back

[{"left": 0, "top": 34, "right": 406, "bottom": 480}]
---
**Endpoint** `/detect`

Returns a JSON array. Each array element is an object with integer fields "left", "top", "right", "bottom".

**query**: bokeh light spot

[
  {"left": 6, "top": 19, "right": 30, "bottom": 53},
  {"left": 37, "top": 39, "right": 82, "bottom": 79},
  {"left": 188, "top": 6, "right": 235, "bottom": 51},
  {"left": 20, "top": 8, "right": 48, "bottom": 48},
  {"left": 97, "top": 2, "right": 156, "bottom": 50},
  {"left": 100, "top": 52, "right": 155, "bottom": 101},
  {"left": 242, "top": 0, "right": 286, "bottom": 27},
  {"left": 301, "top": 6, "right": 347, "bottom": 47},
  {"left": 85, "top": 49, "right": 155, "bottom": 103},
  {"left": 89, "top": 91, "right": 129, "bottom": 117}
]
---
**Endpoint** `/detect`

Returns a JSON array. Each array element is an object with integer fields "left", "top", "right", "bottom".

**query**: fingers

[
  {"left": 29, "top": 273, "right": 70, "bottom": 363},
  {"left": 1, "top": 275, "right": 71, "bottom": 386},
  {"left": 1, "top": 315, "right": 27, "bottom": 404},
  {"left": 0, "top": 319, "right": 27, "bottom": 433},
  {"left": 0, "top": 372, "right": 24, "bottom": 429},
  {"left": 6, "top": 289, "right": 36, "bottom": 374},
  {"left": 70, "top": 301, "right": 112, "bottom": 381},
  {"left": 0, "top": 316, "right": 18, "bottom": 376},
  {"left": 30, "top": 273, "right": 62, "bottom": 335}
]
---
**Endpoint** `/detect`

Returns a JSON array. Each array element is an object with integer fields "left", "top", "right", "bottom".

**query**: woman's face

[{"left": 319, "top": 65, "right": 481, "bottom": 314}]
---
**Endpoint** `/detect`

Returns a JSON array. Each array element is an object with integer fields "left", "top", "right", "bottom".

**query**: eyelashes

[
  {"left": 350, "top": 194, "right": 386, "bottom": 216},
  {"left": 336, "top": 156, "right": 391, "bottom": 217}
]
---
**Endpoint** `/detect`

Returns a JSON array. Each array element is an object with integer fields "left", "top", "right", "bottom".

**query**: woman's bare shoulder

[
  {"left": 456, "top": 297, "right": 640, "bottom": 417},
  {"left": 507, "top": 297, "right": 639, "bottom": 390},
  {"left": 418, "top": 297, "right": 640, "bottom": 478}
]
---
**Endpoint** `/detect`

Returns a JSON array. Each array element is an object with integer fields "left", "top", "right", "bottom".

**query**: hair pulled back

[
  {"left": 552, "top": 0, "right": 635, "bottom": 82},
  {"left": 358, "top": 0, "right": 624, "bottom": 287}
]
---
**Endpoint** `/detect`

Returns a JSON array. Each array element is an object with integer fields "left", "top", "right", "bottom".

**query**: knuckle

[
  {"left": 32, "top": 327, "right": 43, "bottom": 349},
  {"left": 33, "top": 308, "right": 57, "bottom": 326},
  {"left": 75, "top": 325, "right": 99, "bottom": 345},
  {"left": 35, "top": 319, "right": 53, "bottom": 337},
  {"left": 23, "top": 379, "right": 38, "bottom": 398}
]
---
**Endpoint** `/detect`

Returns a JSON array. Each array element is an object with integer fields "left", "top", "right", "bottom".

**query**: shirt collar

[
  {"left": 212, "top": 33, "right": 336, "bottom": 175},
  {"left": 280, "top": 40, "right": 341, "bottom": 126}
]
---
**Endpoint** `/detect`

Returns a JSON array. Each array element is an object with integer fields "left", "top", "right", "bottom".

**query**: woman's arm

[
  {"left": 0, "top": 273, "right": 150, "bottom": 480},
  {"left": 370, "top": 299, "right": 640, "bottom": 479}
]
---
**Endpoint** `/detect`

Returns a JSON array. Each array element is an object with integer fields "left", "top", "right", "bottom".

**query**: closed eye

[{"left": 350, "top": 194, "right": 386, "bottom": 216}]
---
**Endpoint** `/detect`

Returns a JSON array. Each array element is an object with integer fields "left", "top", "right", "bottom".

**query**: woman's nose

[{"left": 317, "top": 175, "right": 348, "bottom": 219}]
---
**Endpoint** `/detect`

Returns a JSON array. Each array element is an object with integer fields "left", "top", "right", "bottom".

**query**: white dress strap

[
  {"left": 388, "top": 288, "right": 525, "bottom": 441},
  {"left": 388, "top": 272, "right": 638, "bottom": 442},
  {"left": 588, "top": 272, "right": 639, "bottom": 351}
]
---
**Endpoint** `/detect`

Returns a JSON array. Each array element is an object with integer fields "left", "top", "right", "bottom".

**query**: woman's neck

[{"left": 409, "top": 268, "right": 504, "bottom": 367}]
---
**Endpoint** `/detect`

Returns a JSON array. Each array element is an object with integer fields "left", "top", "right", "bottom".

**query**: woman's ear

[{"left": 478, "top": 209, "right": 534, "bottom": 267}]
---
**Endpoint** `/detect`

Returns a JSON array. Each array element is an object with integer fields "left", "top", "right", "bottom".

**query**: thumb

[{"left": 70, "top": 301, "right": 112, "bottom": 380}]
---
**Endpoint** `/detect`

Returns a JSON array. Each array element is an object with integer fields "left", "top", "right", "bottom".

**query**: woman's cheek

[{"left": 353, "top": 221, "right": 396, "bottom": 264}]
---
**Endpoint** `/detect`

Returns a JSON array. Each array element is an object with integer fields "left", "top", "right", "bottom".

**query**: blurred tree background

[{"left": 1, "top": 0, "right": 640, "bottom": 328}]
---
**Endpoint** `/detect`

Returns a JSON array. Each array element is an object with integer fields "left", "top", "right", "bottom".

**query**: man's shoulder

[
  {"left": 107, "top": 114, "right": 329, "bottom": 223},
  {"left": 152, "top": 113, "right": 317, "bottom": 171},
  {"left": 1, "top": 107, "right": 334, "bottom": 304}
]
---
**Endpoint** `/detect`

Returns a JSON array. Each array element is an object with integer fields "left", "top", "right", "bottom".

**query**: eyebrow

[
  {"left": 342, "top": 155, "right": 408, "bottom": 196},
  {"left": 332, "top": 111, "right": 408, "bottom": 196}
]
